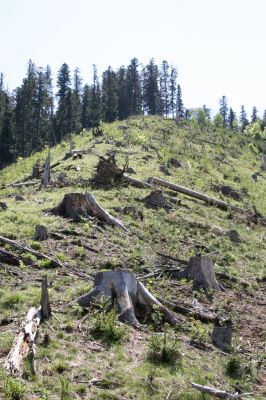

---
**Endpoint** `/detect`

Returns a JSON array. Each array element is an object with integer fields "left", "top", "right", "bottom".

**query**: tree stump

[
  {"left": 41, "top": 151, "right": 51, "bottom": 186},
  {"left": 50, "top": 192, "right": 128, "bottom": 231},
  {"left": 187, "top": 256, "right": 222, "bottom": 291},
  {"left": 33, "top": 225, "right": 48, "bottom": 241},
  {"left": 94, "top": 154, "right": 123, "bottom": 185},
  {"left": 211, "top": 320, "right": 232, "bottom": 351},
  {"left": 31, "top": 159, "right": 41, "bottom": 179},
  {"left": 77, "top": 270, "right": 178, "bottom": 327},
  {"left": 142, "top": 190, "right": 172, "bottom": 209},
  {"left": 0, "top": 201, "right": 7, "bottom": 210},
  {"left": 227, "top": 230, "right": 241, "bottom": 243}
]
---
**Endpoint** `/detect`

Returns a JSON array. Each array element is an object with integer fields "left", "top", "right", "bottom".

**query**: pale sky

[{"left": 1, "top": 0, "right": 266, "bottom": 117}]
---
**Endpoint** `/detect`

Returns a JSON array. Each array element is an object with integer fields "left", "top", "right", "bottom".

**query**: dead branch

[
  {"left": 190, "top": 382, "right": 251, "bottom": 399},
  {"left": 0, "top": 235, "right": 64, "bottom": 268}
]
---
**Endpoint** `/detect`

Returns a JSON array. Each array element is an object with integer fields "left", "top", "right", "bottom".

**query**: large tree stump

[
  {"left": 41, "top": 151, "right": 51, "bottom": 186},
  {"left": 33, "top": 225, "right": 48, "bottom": 241},
  {"left": 187, "top": 256, "right": 222, "bottom": 291},
  {"left": 142, "top": 190, "right": 172, "bottom": 209},
  {"left": 50, "top": 192, "right": 128, "bottom": 231},
  {"left": 211, "top": 320, "right": 232, "bottom": 351},
  {"left": 77, "top": 270, "right": 178, "bottom": 327}
]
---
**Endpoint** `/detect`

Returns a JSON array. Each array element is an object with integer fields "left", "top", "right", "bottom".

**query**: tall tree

[
  {"left": 239, "top": 105, "right": 249, "bottom": 131},
  {"left": 169, "top": 66, "right": 177, "bottom": 118},
  {"left": 117, "top": 66, "right": 128, "bottom": 120},
  {"left": 176, "top": 84, "right": 184, "bottom": 121},
  {"left": 250, "top": 106, "right": 258, "bottom": 124},
  {"left": 81, "top": 84, "right": 91, "bottom": 129},
  {"left": 55, "top": 63, "right": 72, "bottom": 141},
  {"left": 227, "top": 107, "right": 236, "bottom": 130},
  {"left": 90, "top": 65, "right": 101, "bottom": 127},
  {"left": 101, "top": 66, "right": 118, "bottom": 123},
  {"left": 142, "top": 58, "right": 161, "bottom": 115},
  {"left": 160, "top": 60, "right": 170, "bottom": 117},
  {"left": 219, "top": 95, "right": 228, "bottom": 127},
  {"left": 70, "top": 68, "right": 82, "bottom": 133},
  {"left": 126, "top": 58, "right": 142, "bottom": 116}
]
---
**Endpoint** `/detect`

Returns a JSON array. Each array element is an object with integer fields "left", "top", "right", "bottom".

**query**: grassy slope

[{"left": 0, "top": 116, "right": 265, "bottom": 399}]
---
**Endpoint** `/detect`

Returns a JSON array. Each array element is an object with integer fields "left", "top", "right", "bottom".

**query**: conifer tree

[
  {"left": 169, "top": 66, "right": 177, "bottom": 118},
  {"left": 81, "top": 84, "right": 91, "bottom": 129},
  {"left": 126, "top": 58, "right": 142, "bottom": 116},
  {"left": 227, "top": 107, "right": 236, "bottom": 130},
  {"left": 55, "top": 63, "right": 72, "bottom": 141},
  {"left": 239, "top": 105, "right": 249, "bottom": 131},
  {"left": 117, "top": 66, "right": 128, "bottom": 120},
  {"left": 142, "top": 59, "right": 161, "bottom": 115},
  {"left": 70, "top": 68, "right": 82, "bottom": 133},
  {"left": 160, "top": 60, "right": 170, "bottom": 117},
  {"left": 251, "top": 106, "right": 258, "bottom": 124},
  {"left": 90, "top": 65, "right": 101, "bottom": 127},
  {"left": 101, "top": 66, "right": 118, "bottom": 123},
  {"left": 219, "top": 95, "right": 228, "bottom": 127},
  {"left": 176, "top": 84, "right": 184, "bottom": 121}
]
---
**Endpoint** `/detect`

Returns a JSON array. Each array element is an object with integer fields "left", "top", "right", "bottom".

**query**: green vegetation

[{"left": 0, "top": 115, "right": 265, "bottom": 399}]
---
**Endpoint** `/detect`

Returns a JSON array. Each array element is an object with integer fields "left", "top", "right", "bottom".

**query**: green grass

[{"left": 0, "top": 115, "right": 265, "bottom": 399}]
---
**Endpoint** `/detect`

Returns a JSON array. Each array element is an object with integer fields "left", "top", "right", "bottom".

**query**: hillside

[{"left": 0, "top": 116, "right": 265, "bottom": 399}]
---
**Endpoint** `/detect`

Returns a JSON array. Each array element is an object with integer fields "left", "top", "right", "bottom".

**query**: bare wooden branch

[
  {"left": 190, "top": 382, "right": 251, "bottom": 399},
  {"left": 148, "top": 177, "right": 246, "bottom": 213},
  {"left": 0, "top": 235, "right": 64, "bottom": 268}
]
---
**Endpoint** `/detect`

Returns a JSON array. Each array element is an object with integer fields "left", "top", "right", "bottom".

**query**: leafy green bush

[
  {"left": 3, "top": 377, "right": 26, "bottom": 400},
  {"left": 189, "top": 321, "right": 209, "bottom": 347}
]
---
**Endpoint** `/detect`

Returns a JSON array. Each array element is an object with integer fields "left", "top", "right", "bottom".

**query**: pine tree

[
  {"left": 219, "top": 95, "right": 228, "bottom": 127},
  {"left": 160, "top": 60, "right": 170, "bottom": 117},
  {"left": 90, "top": 65, "right": 101, "bottom": 127},
  {"left": 126, "top": 58, "right": 142, "bottom": 116},
  {"left": 251, "top": 106, "right": 258, "bottom": 124},
  {"left": 203, "top": 105, "right": 211, "bottom": 120},
  {"left": 117, "top": 66, "right": 128, "bottom": 120},
  {"left": 176, "top": 84, "right": 184, "bottom": 121},
  {"left": 55, "top": 63, "right": 72, "bottom": 141},
  {"left": 142, "top": 59, "right": 161, "bottom": 115},
  {"left": 101, "top": 66, "right": 118, "bottom": 123},
  {"left": 81, "top": 84, "right": 91, "bottom": 129},
  {"left": 169, "top": 66, "right": 177, "bottom": 118},
  {"left": 0, "top": 91, "right": 14, "bottom": 167},
  {"left": 70, "top": 68, "right": 82, "bottom": 133},
  {"left": 239, "top": 105, "right": 249, "bottom": 131},
  {"left": 261, "top": 109, "right": 266, "bottom": 130},
  {"left": 227, "top": 107, "right": 236, "bottom": 130}
]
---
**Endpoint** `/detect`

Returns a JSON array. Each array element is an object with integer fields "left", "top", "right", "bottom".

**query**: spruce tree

[
  {"left": 81, "top": 84, "right": 91, "bottom": 129},
  {"left": 90, "top": 65, "right": 101, "bottom": 127},
  {"left": 169, "top": 66, "right": 177, "bottom": 118},
  {"left": 70, "top": 68, "right": 82, "bottom": 133},
  {"left": 126, "top": 58, "right": 142, "bottom": 116},
  {"left": 160, "top": 60, "right": 170, "bottom": 117},
  {"left": 142, "top": 59, "right": 161, "bottom": 115},
  {"left": 219, "top": 95, "right": 228, "bottom": 127},
  {"left": 117, "top": 66, "right": 128, "bottom": 120},
  {"left": 101, "top": 66, "right": 118, "bottom": 123},
  {"left": 55, "top": 63, "right": 72, "bottom": 141},
  {"left": 227, "top": 107, "right": 236, "bottom": 130},
  {"left": 176, "top": 84, "right": 184, "bottom": 121},
  {"left": 239, "top": 105, "right": 249, "bottom": 131},
  {"left": 251, "top": 106, "right": 258, "bottom": 124}
]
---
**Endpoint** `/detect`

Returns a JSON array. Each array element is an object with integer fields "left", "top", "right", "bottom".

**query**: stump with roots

[
  {"left": 77, "top": 270, "right": 178, "bottom": 327},
  {"left": 50, "top": 192, "right": 128, "bottom": 231},
  {"left": 94, "top": 154, "right": 124, "bottom": 185}
]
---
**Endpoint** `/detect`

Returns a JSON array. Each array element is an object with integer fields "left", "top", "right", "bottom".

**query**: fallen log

[
  {"left": 148, "top": 177, "right": 246, "bottom": 213},
  {"left": 0, "top": 235, "right": 64, "bottom": 268},
  {"left": 158, "top": 297, "right": 217, "bottom": 323},
  {"left": 190, "top": 382, "right": 250, "bottom": 399},
  {"left": 5, "top": 277, "right": 51, "bottom": 376},
  {"left": 50, "top": 192, "right": 128, "bottom": 231},
  {"left": 77, "top": 270, "right": 178, "bottom": 327}
]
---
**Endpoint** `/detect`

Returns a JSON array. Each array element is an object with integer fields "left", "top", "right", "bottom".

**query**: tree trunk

[
  {"left": 50, "top": 192, "right": 128, "bottom": 231},
  {"left": 190, "top": 382, "right": 244, "bottom": 399},
  {"left": 33, "top": 225, "right": 48, "bottom": 241},
  {"left": 41, "top": 151, "right": 51, "bottom": 186},
  {"left": 77, "top": 270, "right": 178, "bottom": 327},
  {"left": 148, "top": 177, "right": 245, "bottom": 213},
  {"left": 187, "top": 256, "right": 222, "bottom": 291}
]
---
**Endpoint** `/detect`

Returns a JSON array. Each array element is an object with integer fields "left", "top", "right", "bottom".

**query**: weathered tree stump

[
  {"left": 142, "top": 190, "right": 172, "bottom": 209},
  {"left": 15, "top": 195, "right": 25, "bottom": 201},
  {"left": 33, "top": 225, "right": 48, "bottom": 241},
  {"left": 227, "top": 230, "right": 241, "bottom": 243},
  {"left": 167, "top": 158, "right": 182, "bottom": 168},
  {"left": 211, "top": 320, "right": 232, "bottom": 351},
  {"left": 50, "top": 192, "right": 128, "bottom": 231},
  {"left": 0, "top": 201, "right": 8, "bottom": 210},
  {"left": 0, "top": 248, "right": 20, "bottom": 266},
  {"left": 187, "top": 256, "right": 222, "bottom": 291},
  {"left": 41, "top": 151, "right": 51, "bottom": 186},
  {"left": 31, "top": 159, "right": 41, "bottom": 179},
  {"left": 77, "top": 270, "right": 178, "bottom": 327},
  {"left": 159, "top": 164, "right": 171, "bottom": 176}
]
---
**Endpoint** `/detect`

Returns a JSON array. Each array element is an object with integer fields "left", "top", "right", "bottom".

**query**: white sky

[{"left": 1, "top": 0, "right": 266, "bottom": 117}]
